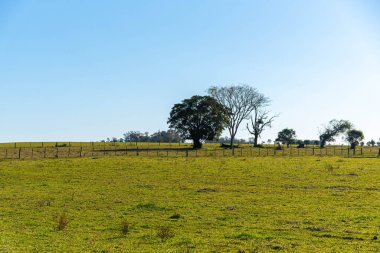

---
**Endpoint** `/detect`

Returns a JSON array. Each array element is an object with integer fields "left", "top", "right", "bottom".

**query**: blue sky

[{"left": 0, "top": 0, "right": 379, "bottom": 143}]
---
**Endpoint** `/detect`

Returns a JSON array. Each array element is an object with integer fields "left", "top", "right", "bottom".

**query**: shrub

[
  {"left": 157, "top": 226, "right": 174, "bottom": 242},
  {"left": 56, "top": 213, "right": 69, "bottom": 231},
  {"left": 121, "top": 220, "right": 130, "bottom": 235}
]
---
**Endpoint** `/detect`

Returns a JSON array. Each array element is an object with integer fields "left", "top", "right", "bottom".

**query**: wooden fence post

[
  {"left": 19, "top": 148, "right": 21, "bottom": 159},
  {"left": 80, "top": 146, "right": 83, "bottom": 157},
  {"left": 5, "top": 149, "right": 7, "bottom": 159},
  {"left": 44, "top": 147, "right": 46, "bottom": 158},
  {"left": 186, "top": 150, "right": 188, "bottom": 157},
  {"left": 378, "top": 148, "right": 380, "bottom": 157},
  {"left": 31, "top": 148, "right": 33, "bottom": 158}
]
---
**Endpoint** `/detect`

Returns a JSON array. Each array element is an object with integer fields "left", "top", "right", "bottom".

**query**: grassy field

[{"left": 0, "top": 156, "right": 379, "bottom": 252}]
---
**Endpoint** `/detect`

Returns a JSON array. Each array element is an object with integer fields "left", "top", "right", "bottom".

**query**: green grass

[{"left": 0, "top": 156, "right": 379, "bottom": 252}]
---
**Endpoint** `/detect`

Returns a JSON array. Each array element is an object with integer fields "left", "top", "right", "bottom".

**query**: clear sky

[{"left": 0, "top": 0, "right": 379, "bottom": 143}]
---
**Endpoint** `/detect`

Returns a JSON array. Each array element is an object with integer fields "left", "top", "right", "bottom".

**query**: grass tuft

[
  {"left": 56, "top": 213, "right": 69, "bottom": 231},
  {"left": 157, "top": 226, "right": 175, "bottom": 242},
  {"left": 120, "top": 220, "right": 130, "bottom": 235}
]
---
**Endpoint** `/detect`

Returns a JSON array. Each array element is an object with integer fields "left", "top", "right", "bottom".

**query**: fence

[{"left": 0, "top": 146, "right": 379, "bottom": 159}]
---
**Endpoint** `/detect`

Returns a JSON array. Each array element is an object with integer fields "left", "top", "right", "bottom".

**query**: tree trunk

[
  {"left": 230, "top": 135, "right": 235, "bottom": 155},
  {"left": 253, "top": 134, "right": 259, "bottom": 147},
  {"left": 193, "top": 139, "right": 202, "bottom": 149}
]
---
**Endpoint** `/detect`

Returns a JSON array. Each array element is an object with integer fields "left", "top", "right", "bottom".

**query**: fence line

[{"left": 0, "top": 146, "right": 379, "bottom": 160}]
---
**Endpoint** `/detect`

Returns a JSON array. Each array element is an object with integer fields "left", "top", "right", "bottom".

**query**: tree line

[
  {"left": 167, "top": 85, "right": 376, "bottom": 150},
  {"left": 104, "top": 85, "right": 378, "bottom": 150},
  {"left": 102, "top": 130, "right": 183, "bottom": 143}
]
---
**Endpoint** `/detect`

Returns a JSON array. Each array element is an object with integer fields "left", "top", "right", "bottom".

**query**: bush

[
  {"left": 157, "top": 226, "right": 174, "bottom": 242},
  {"left": 121, "top": 220, "right": 130, "bottom": 235},
  {"left": 56, "top": 213, "right": 69, "bottom": 231}
]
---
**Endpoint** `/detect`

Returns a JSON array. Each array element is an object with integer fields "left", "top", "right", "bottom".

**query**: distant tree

[
  {"left": 219, "top": 136, "right": 231, "bottom": 143},
  {"left": 123, "top": 131, "right": 143, "bottom": 142},
  {"left": 150, "top": 130, "right": 183, "bottom": 143},
  {"left": 319, "top": 119, "right": 352, "bottom": 148},
  {"left": 267, "top": 139, "right": 272, "bottom": 144},
  {"left": 304, "top": 140, "right": 311, "bottom": 145},
  {"left": 167, "top": 95, "right": 228, "bottom": 149},
  {"left": 276, "top": 128, "right": 297, "bottom": 148},
  {"left": 367, "top": 139, "right": 375, "bottom": 146},
  {"left": 345, "top": 129, "right": 364, "bottom": 149},
  {"left": 360, "top": 141, "right": 364, "bottom": 147},
  {"left": 208, "top": 85, "right": 269, "bottom": 149},
  {"left": 246, "top": 110, "right": 277, "bottom": 147}
]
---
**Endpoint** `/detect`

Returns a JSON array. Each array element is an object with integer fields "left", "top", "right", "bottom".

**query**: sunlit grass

[{"left": 0, "top": 156, "right": 379, "bottom": 252}]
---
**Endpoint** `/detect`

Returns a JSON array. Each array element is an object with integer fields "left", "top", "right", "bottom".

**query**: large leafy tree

[
  {"left": 345, "top": 129, "right": 364, "bottom": 149},
  {"left": 319, "top": 119, "right": 352, "bottom": 148},
  {"left": 276, "top": 128, "right": 296, "bottom": 148},
  {"left": 208, "top": 85, "right": 269, "bottom": 149},
  {"left": 167, "top": 95, "right": 228, "bottom": 149}
]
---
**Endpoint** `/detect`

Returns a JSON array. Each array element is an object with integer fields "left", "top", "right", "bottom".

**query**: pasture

[{"left": 0, "top": 156, "right": 379, "bottom": 252}]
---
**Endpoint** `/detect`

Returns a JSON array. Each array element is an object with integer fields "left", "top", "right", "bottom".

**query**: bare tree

[
  {"left": 246, "top": 110, "right": 276, "bottom": 147},
  {"left": 208, "top": 85, "right": 269, "bottom": 150}
]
